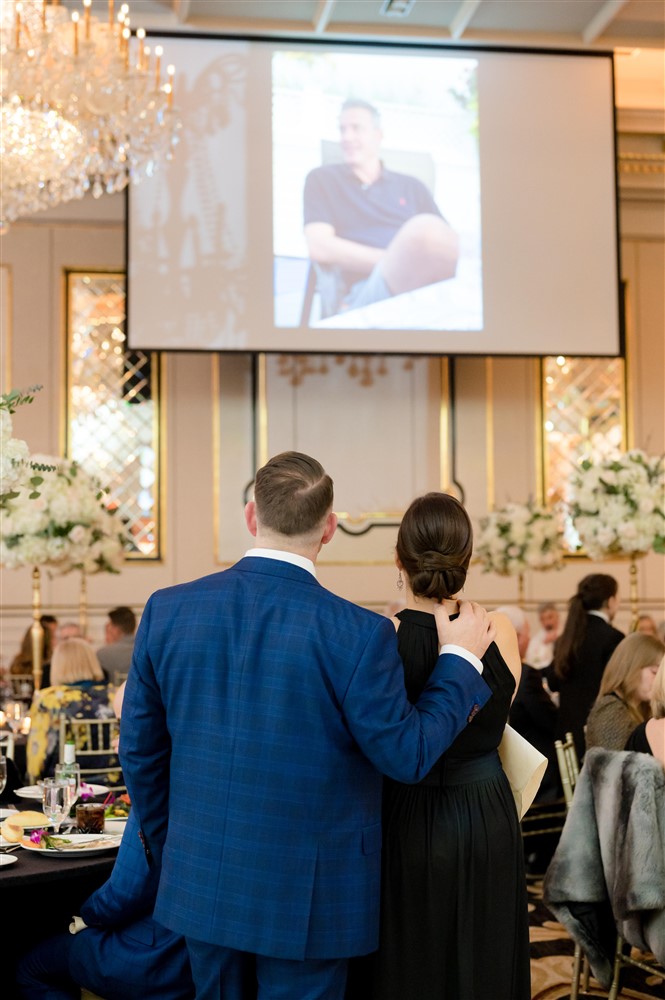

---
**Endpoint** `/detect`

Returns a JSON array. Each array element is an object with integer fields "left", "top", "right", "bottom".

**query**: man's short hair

[
  {"left": 254, "top": 452, "right": 334, "bottom": 538},
  {"left": 108, "top": 606, "right": 136, "bottom": 636},
  {"left": 537, "top": 601, "right": 557, "bottom": 615},
  {"left": 340, "top": 98, "right": 381, "bottom": 125}
]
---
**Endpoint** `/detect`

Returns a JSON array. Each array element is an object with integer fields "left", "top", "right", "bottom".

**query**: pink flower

[{"left": 30, "top": 829, "right": 45, "bottom": 844}]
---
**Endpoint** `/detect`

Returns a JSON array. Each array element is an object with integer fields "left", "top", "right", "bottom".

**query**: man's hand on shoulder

[{"left": 434, "top": 601, "right": 496, "bottom": 659}]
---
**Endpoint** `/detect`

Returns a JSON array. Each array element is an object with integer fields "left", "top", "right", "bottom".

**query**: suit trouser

[
  {"left": 15, "top": 932, "right": 79, "bottom": 1000},
  {"left": 186, "top": 937, "right": 348, "bottom": 1000}
]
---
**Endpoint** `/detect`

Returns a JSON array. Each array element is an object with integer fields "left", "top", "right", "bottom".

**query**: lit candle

[
  {"left": 72, "top": 11, "right": 79, "bottom": 57},
  {"left": 22, "top": 716, "right": 31, "bottom": 736},
  {"left": 0, "top": 711, "right": 5, "bottom": 727},
  {"left": 154, "top": 44, "right": 163, "bottom": 89},
  {"left": 136, "top": 27, "right": 145, "bottom": 69},
  {"left": 83, "top": 0, "right": 91, "bottom": 40},
  {"left": 166, "top": 64, "right": 175, "bottom": 107},
  {"left": 122, "top": 26, "right": 130, "bottom": 70}
]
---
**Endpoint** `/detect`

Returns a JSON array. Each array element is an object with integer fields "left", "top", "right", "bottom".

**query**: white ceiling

[{"left": 80, "top": 0, "right": 665, "bottom": 49}]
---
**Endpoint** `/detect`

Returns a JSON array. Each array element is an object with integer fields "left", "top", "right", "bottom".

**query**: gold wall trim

[
  {"left": 485, "top": 358, "right": 495, "bottom": 510},
  {"left": 439, "top": 357, "right": 451, "bottom": 491},
  {"left": 257, "top": 353, "right": 269, "bottom": 468},
  {"left": 534, "top": 359, "right": 544, "bottom": 506},
  {"left": 623, "top": 281, "right": 635, "bottom": 451},
  {"left": 619, "top": 152, "right": 665, "bottom": 174}
]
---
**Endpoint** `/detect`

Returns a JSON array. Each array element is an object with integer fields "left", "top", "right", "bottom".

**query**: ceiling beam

[
  {"left": 313, "top": 0, "right": 337, "bottom": 34},
  {"left": 172, "top": 0, "right": 192, "bottom": 25},
  {"left": 582, "top": 0, "right": 630, "bottom": 44},
  {"left": 449, "top": 0, "right": 483, "bottom": 41}
]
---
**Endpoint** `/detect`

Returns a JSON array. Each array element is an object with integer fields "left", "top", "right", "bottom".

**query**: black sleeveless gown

[{"left": 348, "top": 609, "right": 531, "bottom": 1000}]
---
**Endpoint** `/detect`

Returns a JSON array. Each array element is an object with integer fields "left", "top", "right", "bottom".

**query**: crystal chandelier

[{"left": 0, "top": 0, "right": 181, "bottom": 230}]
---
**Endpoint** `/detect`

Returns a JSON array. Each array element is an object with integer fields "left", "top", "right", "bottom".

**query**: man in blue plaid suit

[{"left": 121, "top": 452, "right": 494, "bottom": 1000}]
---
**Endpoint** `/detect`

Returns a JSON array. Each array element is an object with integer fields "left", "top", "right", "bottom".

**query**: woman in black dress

[
  {"left": 546, "top": 574, "right": 623, "bottom": 760},
  {"left": 353, "top": 492, "right": 530, "bottom": 1000}
]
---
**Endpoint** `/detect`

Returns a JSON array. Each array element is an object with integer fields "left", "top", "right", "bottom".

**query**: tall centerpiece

[
  {"left": 570, "top": 449, "right": 665, "bottom": 627},
  {"left": 475, "top": 501, "right": 564, "bottom": 605},
  {"left": 1, "top": 396, "right": 127, "bottom": 687}
]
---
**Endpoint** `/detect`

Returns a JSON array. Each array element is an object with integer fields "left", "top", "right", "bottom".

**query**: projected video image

[{"left": 272, "top": 50, "right": 483, "bottom": 332}]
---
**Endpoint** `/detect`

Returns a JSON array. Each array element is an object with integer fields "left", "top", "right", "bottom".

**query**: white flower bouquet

[
  {"left": 0, "top": 454, "right": 127, "bottom": 573},
  {"left": 570, "top": 450, "right": 665, "bottom": 560},
  {"left": 0, "top": 387, "right": 52, "bottom": 508},
  {"left": 476, "top": 501, "right": 564, "bottom": 576}
]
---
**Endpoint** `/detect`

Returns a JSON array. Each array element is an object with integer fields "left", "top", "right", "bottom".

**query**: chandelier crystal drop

[{"left": 0, "top": 0, "right": 181, "bottom": 230}]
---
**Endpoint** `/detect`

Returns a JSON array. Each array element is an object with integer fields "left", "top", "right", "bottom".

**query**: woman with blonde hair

[
  {"left": 586, "top": 632, "right": 664, "bottom": 751},
  {"left": 626, "top": 654, "right": 665, "bottom": 766},
  {"left": 27, "top": 638, "right": 116, "bottom": 781}
]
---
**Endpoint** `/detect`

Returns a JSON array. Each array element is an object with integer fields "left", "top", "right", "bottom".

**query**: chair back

[
  {"left": 59, "top": 716, "right": 124, "bottom": 790},
  {"left": 8, "top": 673, "right": 34, "bottom": 699},
  {"left": 555, "top": 731, "right": 580, "bottom": 808}
]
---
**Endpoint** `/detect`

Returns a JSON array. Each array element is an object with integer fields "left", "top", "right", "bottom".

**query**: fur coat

[{"left": 543, "top": 748, "right": 665, "bottom": 989}]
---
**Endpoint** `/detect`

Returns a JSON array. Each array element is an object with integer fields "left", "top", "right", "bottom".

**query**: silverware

[
  {"left": 0, "top": 845, "right": 20, "bottom": 853},
  {"left": 51, "top": 836, "right": 120, "bottom": 851}
]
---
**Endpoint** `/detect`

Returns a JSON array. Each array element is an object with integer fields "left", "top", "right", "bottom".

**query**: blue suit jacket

[
  {"left": 68, "top": 811, "right": 193, "bottom": 999},
  {"left": 121, "top": 557, "right": 490, "bottom": 960}
]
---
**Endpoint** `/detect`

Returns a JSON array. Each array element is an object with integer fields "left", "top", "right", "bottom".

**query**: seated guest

[
  {"left": 97, "top": 606, "right": 136, "bottom": 685},
  {"left": 525, "top": 601, "right": 561, "bottom": 670},
  {"left": 501, "top": 606, "right": 560, "bottom": 803},
  {"left": 27, "top": 639, "right": 116, "bottom": 781},
  {"left": 634, "top": 613, "right": 657, "bottom": 636},
  {"left": 10, "top": 615, "right": 57, "bottom": 688},
  {"left": 16, "top": 809, "right": 195, "bottom": 1000},
  {"left": 586, "top": 633, "right": 664, "bottom": 752},
  {"left": 626, "top": 653, "right": 665, "bottom": 766},
  {"left": 54, "top": 621, "right": 86, "bottom": 644}
]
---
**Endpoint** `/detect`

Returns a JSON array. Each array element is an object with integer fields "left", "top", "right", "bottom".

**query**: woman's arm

[
  {"left": 488, "top": 612, "right": 522, "bottom": 703},
  {"left": 646, "top": 718, "right": 665, "bottom": 767}
]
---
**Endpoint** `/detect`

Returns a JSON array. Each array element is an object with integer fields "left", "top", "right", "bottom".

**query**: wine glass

[
  {"left": 0, "top": 757, "right": 6, "bottom": 797},
  {"left": 42, "top": 779, "right": 72, "bottom": 835}
]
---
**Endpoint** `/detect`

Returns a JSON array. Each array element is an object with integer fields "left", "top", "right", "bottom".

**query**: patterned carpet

[{"left": 528, "top": 880, "right": 663, "bottom": 999}]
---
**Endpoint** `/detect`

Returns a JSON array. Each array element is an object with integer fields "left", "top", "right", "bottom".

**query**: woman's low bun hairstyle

[{"left": 396, "top": 492, "right": 473, "bottom": 602}]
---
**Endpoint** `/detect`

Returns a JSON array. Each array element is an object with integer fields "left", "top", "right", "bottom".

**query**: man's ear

[
  {"left": 321, "top": 511, "right": 338, "bottom": 546},
  {"left": 244, "top": 501, "right": 258, "bottom": 537}
]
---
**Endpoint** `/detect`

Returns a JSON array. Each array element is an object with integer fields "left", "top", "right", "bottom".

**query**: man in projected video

[{"left": 303, "top": 99, "right": 459, "bottom": 321}]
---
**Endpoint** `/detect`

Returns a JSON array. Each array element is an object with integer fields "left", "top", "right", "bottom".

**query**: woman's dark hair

[
  {"left": 553, "top": 573, "right": 618, "bottom": 679},
  {"left": 396, "top": 492, "right": 473, "bottom": 602}
]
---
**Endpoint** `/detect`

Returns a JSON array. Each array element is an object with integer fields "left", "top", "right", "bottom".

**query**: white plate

[
  {"left": 20, "top": 833, "right": 122, "bottom": 857},
  {"left": 0, "top": 854, "right": 18, "bottom": 867},
  {"left": 0, "top": 808, "right": 19, "bottom": 820},
  {"left": 15, "top": 784, "right": 109, "bottom": 800}
]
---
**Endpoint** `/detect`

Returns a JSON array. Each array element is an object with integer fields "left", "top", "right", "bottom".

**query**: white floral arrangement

[
  {"left": 0, "top": 387, "right": 52, "bottom": 508},
  {"left": 476, "top": 501, "right": 564, "bottom": 576},
  {"left": 0, "top": 454, "right": 127, "bottom": 574},
  {"left": 570, "top": 450, "right": 665, "bottom": 560}
]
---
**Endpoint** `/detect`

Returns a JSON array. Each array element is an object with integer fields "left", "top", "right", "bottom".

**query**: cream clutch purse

[{"left": 498, "top": 724, "right": 548, "bottom": 820}]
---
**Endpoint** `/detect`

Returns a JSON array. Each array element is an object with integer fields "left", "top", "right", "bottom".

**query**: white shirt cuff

[
  {"left": 69, "top": 916, "right": 88, "bottom": 935},
  {"left": 439, "top": 644, "right": 484, "bottom": 675}
]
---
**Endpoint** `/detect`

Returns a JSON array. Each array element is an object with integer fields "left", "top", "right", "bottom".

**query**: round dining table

[{"left": 1, "top": 804, "right": 119, "bottom": 998}]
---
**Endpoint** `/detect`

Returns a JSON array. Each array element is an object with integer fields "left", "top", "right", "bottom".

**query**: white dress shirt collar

[
  {"left": 244, "top": 547, "right": 317, "bottom": 579},
  {"left": 588, "top": 609, "right": 610, "bottom": 623}
]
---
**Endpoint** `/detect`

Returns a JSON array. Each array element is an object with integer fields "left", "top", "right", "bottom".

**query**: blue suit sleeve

[
  {"left": 342, "top": 616, "right": 490, "bottom": 783},
  {"left": 119, "top": 596, "right": 171, "bottom": 866},
  {"left": 80, "top": 812, "right": 160, "bottom": 928}
]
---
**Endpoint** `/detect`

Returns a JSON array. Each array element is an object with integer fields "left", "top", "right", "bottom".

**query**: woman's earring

[{"left": 397, "top": 571, "right": 404, "bottom": 591}]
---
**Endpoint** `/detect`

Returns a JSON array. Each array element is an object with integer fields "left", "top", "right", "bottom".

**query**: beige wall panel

[{"left": 215, "top": 354, "right": 255, "bottom": 566}]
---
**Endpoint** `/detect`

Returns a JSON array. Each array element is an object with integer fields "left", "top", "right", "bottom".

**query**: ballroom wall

[{"left": 0, "top": 102, "right": 663, "bottom": 664}]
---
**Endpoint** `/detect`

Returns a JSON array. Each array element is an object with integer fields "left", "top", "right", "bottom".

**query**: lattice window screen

[
  {"left": 65, "top": 272, "right": 162, "bottom": 559},
  {"left": 541, "top": 355, "right": 627, "bottom": 551}
]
